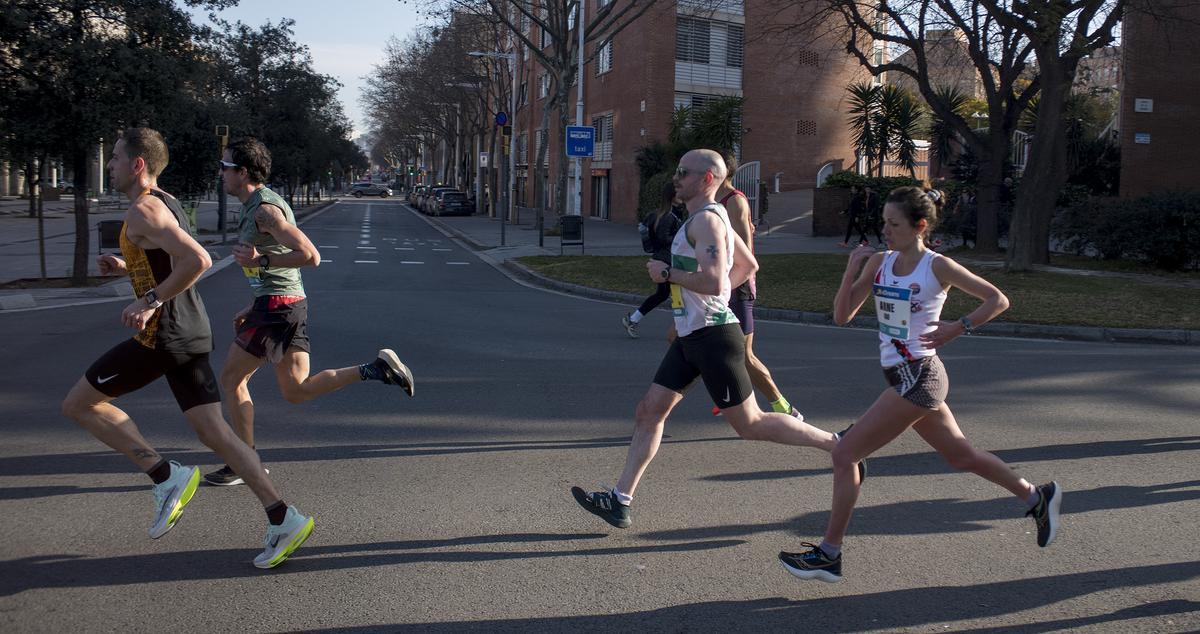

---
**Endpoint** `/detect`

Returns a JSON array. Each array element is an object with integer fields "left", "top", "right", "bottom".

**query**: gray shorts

[{"left": 882, "top": 355, "right": 949, "bottom": 410}]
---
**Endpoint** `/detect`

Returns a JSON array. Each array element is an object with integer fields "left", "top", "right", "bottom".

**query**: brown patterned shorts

[{"left": 882, "top": 355, "right": 949, "bottom": 410}]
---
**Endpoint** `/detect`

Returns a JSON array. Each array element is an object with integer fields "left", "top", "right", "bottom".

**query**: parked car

[
  {"left": 408, "top": 185, "right": 428, "bottom": 205},
  {"left": 350, "top": 182, "right": 391, "bottom": 198},
  {"left": 421, "top": 187, "right": 457, "bottom": 214},
  {"left": 435, "top": 192, "right": 473, "bottom": 216}
]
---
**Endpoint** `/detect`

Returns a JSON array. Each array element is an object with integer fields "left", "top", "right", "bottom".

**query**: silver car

[{"left": 350, "top": 182, "right": 391, "bottom": 198}]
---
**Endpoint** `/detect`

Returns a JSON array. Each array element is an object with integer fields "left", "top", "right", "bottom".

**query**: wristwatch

[
  {"left": 662, "top": 267, "right": 671, "bottom": 281},
  {"left": 143, "top": 288, "right": 163, "bottom": 309},
  {"left": 958, "top": 316, "right": 974, "bottom": 335},
  {"left": 257, "top": 254, "right": 270, "bottom": 270}
]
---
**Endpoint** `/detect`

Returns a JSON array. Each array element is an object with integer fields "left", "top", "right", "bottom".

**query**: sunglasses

[
  {"left": 675, "top": 166, "right": 708, "bottom": 179},
  {"left": 218, "top": 160, "right": 240, "bottom": 170}
]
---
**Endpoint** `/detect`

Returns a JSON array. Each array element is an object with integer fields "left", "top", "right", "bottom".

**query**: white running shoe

[
  {"left": 149, "top": 461, "right": 200, "bottom": 539},
  {"left": 254, "top": 507, "right": 315, "bottom": 569}
]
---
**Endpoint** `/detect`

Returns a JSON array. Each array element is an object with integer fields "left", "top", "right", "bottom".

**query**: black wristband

[{"left": 258, "top": 254, "right": 270, "bottom": 270}]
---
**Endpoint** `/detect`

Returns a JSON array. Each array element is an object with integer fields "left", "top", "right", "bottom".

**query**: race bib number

[
  {"left": 242, "top": 266, "right": 264, "bottom": 291},
  {"left": 874, "top": 284, "right": 911, "bottom": 339}
]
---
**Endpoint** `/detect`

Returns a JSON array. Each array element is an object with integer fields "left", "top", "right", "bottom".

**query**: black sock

[
  {"left": 146, "top": 459, "right": 171, "bottom": 484},
  {"left": 359, "top": 362, "right": 383, "bottom": 381},
  {"left": 266, "top": 500, "right": 289, "bottom": 525}
]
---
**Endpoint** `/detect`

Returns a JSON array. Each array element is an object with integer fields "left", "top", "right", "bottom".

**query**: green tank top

[{"left": 237, "top": 187, "right": 306, "bottom": 297}]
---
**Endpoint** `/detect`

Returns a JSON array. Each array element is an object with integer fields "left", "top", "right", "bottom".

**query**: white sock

[
  {"left": 612, "top": 488, "right": 633, "bottom": 506},
  {"left": 629, "top": 310, "right": 644, "bottom": 324}
]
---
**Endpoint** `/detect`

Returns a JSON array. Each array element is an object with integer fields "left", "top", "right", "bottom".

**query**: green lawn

[{"left": 517, "top": 254, "right": 1200, "bottom": 330}]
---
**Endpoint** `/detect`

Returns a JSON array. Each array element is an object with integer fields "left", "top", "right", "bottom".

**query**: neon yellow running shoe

[
  {"left": 149, "top": 462, "right": 200, "bottom": 539},
  {"left": 254, "top": 507, "right": 315, "bottom": 569}
]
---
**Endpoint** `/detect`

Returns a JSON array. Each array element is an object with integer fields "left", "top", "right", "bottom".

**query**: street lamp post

[
  {"left": 573, "top": 2, "right": 585, "bottom": 218},
  {"left": 469, "top": 50, "right": 517, "bottom": 247}
]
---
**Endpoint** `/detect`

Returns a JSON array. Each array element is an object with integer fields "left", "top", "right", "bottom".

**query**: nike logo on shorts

[
  {"left": 723, "top": 386, "right": 731, "bottom": 403},
  {"left": 97, "top": 374, "right": 119, "bottom": 384}
]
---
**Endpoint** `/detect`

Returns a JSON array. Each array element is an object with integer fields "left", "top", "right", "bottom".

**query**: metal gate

[{"left": 732, "top": 160, "right": 760, "bottom": 221}]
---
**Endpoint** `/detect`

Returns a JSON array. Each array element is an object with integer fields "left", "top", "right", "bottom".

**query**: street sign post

[
  {"left": 479, "top": 152, "right": 489, "bottom": 168},
  {"left": 565, "top": 126, "right": 595, "bottom": 158}
]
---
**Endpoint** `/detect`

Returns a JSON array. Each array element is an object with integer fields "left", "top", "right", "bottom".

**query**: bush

[
  {"left": 1052, "top": 190, "right": 1200, "bottom": 270},
  {"left": 638, "top": 170, "right": 675, "bottom": 222},
  {"left": 820, "top": 170, "right": 922, "bottom": 195}
]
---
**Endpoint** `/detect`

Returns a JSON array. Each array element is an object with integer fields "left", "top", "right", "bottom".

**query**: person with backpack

[{"left": 623, "top": 181, "right": 687, "bottom": 338}]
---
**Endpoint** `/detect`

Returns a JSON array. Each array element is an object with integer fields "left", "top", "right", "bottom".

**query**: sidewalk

[{"left": 0, "top": 196, "right": 335, "bottom": 311}]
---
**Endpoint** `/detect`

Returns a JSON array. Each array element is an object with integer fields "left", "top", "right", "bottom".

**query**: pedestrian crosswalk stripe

[
  {"left": 433, "top": 248, "right": 451, "bottom": 252},
  {"left": 447, "top": 262, "right": 469, "bottom": 265},
  {"left": 354, "top": 260, "right": 378, "bottom": 264},
  {"left": 318, "top": 245, "right": 339, "bottom": 249},
  {"left": 401, "top": 261, "right": 424, "bottom": 264}
]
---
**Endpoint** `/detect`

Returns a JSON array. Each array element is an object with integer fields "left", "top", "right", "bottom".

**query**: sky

[{"left": 185, "top": 0, "right": 431, "bottom": 140}]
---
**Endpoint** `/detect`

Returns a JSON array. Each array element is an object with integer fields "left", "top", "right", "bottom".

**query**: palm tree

[
  {"left": 929, "top": 86, "right": 972, "bottom": 170},
  {"left": 874, "top": 85, "right": 924, "bottom": 177},
  {"left": 846, "top": 81, "right": 881, "bottom": 174}
]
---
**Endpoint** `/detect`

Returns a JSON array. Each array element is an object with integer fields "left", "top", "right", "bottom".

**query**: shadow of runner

[
  {"left": 0, "top": 535, "right": 745, "bottom": 597},
  {"left": 301, "top": 561, "right": 1200, "bottom": 633},
  {"left": 0, "top": 435, "right": 738, "bottom": 479},
  {"left": 638, "top": 480, "right": 1200, "bottom": 541},
  {"left": 702, "top": 436, "right": 1200, "bottom": 483}
]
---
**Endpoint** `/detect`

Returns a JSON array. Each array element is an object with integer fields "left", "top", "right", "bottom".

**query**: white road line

[
  {"left": 433, "top": 248, "right": 452, "bottom": 251},
  {"left": 354, "top": 260, "right": 378, "bottom": 264},
  {"left": 400, "top": 261, "right": 424, "bottom": 264},
  {"left": 318, "top": 245, "right": 339, "bottom": 249},
  {"left": 395, "top": 247, "right": 414, "bottom": 250},
  {"left": 359, "top": 240, "right": 371, "bottom": 245},
  {"left": 321, "top": 259, "right": 333, "bottom": 263},
  {"left": 446, "top": 262, "right": 470, "bottom": 265},
  {"left": 357, "top": 246, "right": 376, "bottom": 250}
]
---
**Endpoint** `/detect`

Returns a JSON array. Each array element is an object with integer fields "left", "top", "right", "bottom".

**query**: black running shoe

[
  {"left": 834, "top": 424, "right": 868, "bottom": 482},
  {"left": 373, "top": 349, "right": 414, "bottom": 396},
  {"left": 571, "top": 486, "right": 631, "bottom": 528},
  {"left": 779, "top": 543, "right": 842, "bottom": 583},
  {"left": 203, "top": 464, "right": 269, "bottom": 486},
  {"left": 1026, "top": 481, "right": 1062, "bottom": 547}
]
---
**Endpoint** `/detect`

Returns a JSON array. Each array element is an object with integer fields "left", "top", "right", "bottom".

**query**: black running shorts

[
  {"left": 85, "top": 338, "right": 221, "bottom": 412},
  {"left": 653, "top": 323, "right": 753, "bottom": 409},
  {"left": 729, "top": 297, "right": 755, "bottom": 336},
  {"left": 235, "top": 295, "right": 311, "bottom": 363}
]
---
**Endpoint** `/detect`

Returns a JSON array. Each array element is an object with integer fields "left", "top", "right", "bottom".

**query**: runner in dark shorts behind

[
  {"left": 715, "top": 152, "right": 801, "bottom": 419},
  {"left": 206, "top": 137, "right": 415, "bottom": 487},
  {"left": 61, "top": 127, "right": 313, "bottom": 568}
]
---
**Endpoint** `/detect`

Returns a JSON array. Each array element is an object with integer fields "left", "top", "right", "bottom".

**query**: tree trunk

[
  {"left": 533, "top": 106, "right": 551, "bottom": 225},
  {"left": 1007, "top": 62, "right": 1071, "bottom": 271},
  {"left": 973, "top": 149, "right": 1005, "bottom": 254},
  {"left": 26, "top": 159, "right": 37, "bottom": 218},
  {"left": 555, "top": 89, "right": 571, "bottom": 216},
  {"left": 37, "top": 154, "right": 47, "bottom": 278},
  {"left": 71, "top": 149, "right": 90, "bottom": 285}
]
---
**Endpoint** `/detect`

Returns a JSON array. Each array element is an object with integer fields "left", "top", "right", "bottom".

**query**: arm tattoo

[
  {"left": 706, "top": 245, "right": 719, "bottom": 259},
  {"left": 255, "top": 206, "right": 280, "bottom": 230}
]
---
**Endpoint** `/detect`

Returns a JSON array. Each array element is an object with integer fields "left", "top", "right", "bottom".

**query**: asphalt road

[{"left": 1, "top": 198, "right": 1197, "bottom": 632}]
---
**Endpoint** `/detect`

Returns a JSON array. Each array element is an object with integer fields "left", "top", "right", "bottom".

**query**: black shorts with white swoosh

[
  {"left": 652, "top": 323, "right": 752, "bottom": 409},
  {"left": 85, "top": 338, "right": 221, "bottom": 412}
]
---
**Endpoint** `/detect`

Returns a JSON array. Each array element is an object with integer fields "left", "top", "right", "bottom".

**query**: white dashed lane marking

[{"left": 354, "top": 260, "right": 378, "bottom": 264}]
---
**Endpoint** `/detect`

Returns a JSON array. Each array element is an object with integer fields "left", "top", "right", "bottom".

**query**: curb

[{"left": 502, "top": 259, "right": 1200, "bottom": 347}]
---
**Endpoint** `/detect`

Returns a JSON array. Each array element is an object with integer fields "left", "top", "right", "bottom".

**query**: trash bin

[
  {"left": 560, "top": 215, "right": 584, "bottom": 254},
  {"left": 98, "top": 220, "right": 123, "bottom": 253}
]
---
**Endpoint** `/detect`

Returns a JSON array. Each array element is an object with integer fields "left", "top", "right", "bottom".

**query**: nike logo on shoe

[
  {"left": 97, "top": 374, "right": 119, "bottom": 384},
  {"left": 269, "top": 534, "right": 281, "bottom": 548}
]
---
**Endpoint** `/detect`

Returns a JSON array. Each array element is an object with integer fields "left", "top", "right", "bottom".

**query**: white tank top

[
  {"left": 873, "top": 250, "right": 947, "bottom": 367},
  {"left": 669, "top": 203, "right": 739, "bottom": 337}
]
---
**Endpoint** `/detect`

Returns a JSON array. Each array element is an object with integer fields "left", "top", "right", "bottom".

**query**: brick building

[
  {"left": 1119, "top": 5, "right": 1200, "bottom": 197},
  {"left": 505, "top": 0, "right": 868, "bottom": 225}
]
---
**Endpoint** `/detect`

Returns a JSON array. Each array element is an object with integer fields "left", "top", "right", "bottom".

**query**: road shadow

[
  {"left": 301, "top": 561, "right": 1200, "bottom": 632},
  {"left": 0, "top": 534, "right": 744, "bottom": 597},
  {"left": 702, "top": 436, "right": 1200, "bottom": 483},
  {"left": 0, "top": 435, "right": 738, "bottom": 479},
  {"left": 638, "top": 480, "right": 1200, "bottom": 542},
  {"left": 0, "top": 484, "right": 144, "bottom": 500}
]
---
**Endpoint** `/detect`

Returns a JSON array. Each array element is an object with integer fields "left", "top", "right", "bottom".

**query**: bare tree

[{"left": 425, "top": 0, "right": 662, "bottom": 219}]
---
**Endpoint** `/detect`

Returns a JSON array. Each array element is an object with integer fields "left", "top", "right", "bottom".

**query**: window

[
  {"left": 725, "top": 24, "right": 743, "bottom": 68},
  {"left": 676, "top": 17, "right": 711, "bottom": 63},
  {"left": 518, "top": 133, "right": 528, "bottom": 165},
  {"left": 535, "top": 129, "right": 549, "bottom": 167},
  {"left": 518, "top": 81, "right": 528, "bottom": 107},
  {"left": 596, "top": 39, "right": 613, "bottom": 75},
  {"left": 591, "top": 113, "right": 614, "bottom": 161},
  {"left": 538, "top": 73, "right": 551, "bottom": 99},
  {"left": 540, "top": 26, "right": 552, "bottom": 49}
]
